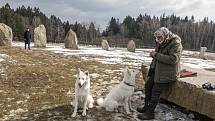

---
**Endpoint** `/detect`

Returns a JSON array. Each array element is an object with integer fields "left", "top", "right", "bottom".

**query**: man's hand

[{"left": 150, "top": 51, "right": 156, "bottom": 58}]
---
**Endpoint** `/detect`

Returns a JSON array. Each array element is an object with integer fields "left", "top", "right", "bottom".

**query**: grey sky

[{"left": 0, "top": 0, "right": 215, "bottom": 30}]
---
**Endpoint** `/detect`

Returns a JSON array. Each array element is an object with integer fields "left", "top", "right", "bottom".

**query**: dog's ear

[{"left": 85, "top": 71, "right": 89, "bottom": 76}]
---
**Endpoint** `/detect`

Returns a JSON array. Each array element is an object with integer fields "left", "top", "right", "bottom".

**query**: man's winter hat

[{"left": 155, "top": 27, "right": 171, "bottom": 38}]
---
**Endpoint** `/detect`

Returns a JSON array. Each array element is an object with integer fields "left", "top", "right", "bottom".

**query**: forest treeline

[{"left": 1, "top": 3, "right": 215, "bottom": 51}]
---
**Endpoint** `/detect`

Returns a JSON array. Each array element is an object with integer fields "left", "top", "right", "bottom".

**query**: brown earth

[{"left": 0, "top": 46, "right": 144, "bottom": 121}]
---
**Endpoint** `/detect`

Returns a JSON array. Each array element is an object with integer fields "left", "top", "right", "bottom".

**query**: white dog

[
  {"left": 71, "top": 69, "right": 94, "bottom": 117},
  {"left": 97, "top": 67, "right": 139, "bottom": 114}
]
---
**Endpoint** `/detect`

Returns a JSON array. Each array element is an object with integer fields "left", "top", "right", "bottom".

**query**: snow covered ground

[
  {"left": 12, "top": 42, "right": 215, "bottom": 69},
  {"left": 0, "top": 54, "right": 10, "bottom": 62}
]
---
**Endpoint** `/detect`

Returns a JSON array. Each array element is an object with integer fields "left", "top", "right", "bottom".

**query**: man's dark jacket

[{"left": 24, "top": 31, "right": 31, "bottom": 42}]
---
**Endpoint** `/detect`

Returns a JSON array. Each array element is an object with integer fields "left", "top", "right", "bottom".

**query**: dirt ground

[
  {"left": 0, "top": 46, "right": 197, "bottom": 121},
  {"left": 0, "top": 47, "right": 144, "bottom": 121}
]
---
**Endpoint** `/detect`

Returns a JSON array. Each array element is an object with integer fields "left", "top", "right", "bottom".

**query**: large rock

[
  {"left": 65, "top": 29, "right": 78, "bottom": 49},
  {"left": 199, "top": 47, "right": 207, "bottom": 59},
  {"left": 34, "top": 24, "right": 47, "bottom": 47},
  {"left": 101, "top": 40, "right": 110, "bottom": 51},
  {"left": 127, "top": 40, "right": 136, "bottom": 52},
  {"left": 161, "top": 67, "right": 215, "bottom": 119},
  {"left": 141, "top": 66, "right": 215, "bottom": 119},
  {"left": 0, "top": 23, "right": 13, "bottom": 46}
]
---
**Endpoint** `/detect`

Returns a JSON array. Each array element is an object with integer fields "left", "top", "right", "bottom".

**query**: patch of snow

[
  {"left": 73, "top": 74, "right": 78, "bottom": 78},
  {"left": 90, "top": 73, "right": 100, "bottom": 78},
  {"left": 16, "top": 100, "right": 27, "bottom": 104},
  {"left": 22, "top": 94, "right": 30, "bottom": 99},
  {"left": 0, "top": 54, "right": 10, "bottom": 62},
  {"left": 12, "top": 42, "right": 215, "bottom": 69},
  {"left": 7, "top": 98, "right": 14, "bottom": 101},
  {"left": 10, "top": 108, "right": 27, "bottom": 115},
  {"left": 182, "top": 50, "right": 199, "bottom": 56},
  {"left": 0, "top": 90, "right": 6, "bottom": 93},
  {"left": 0, "top": 68, "right": 4, "bottom": 72},
  {"left": 67, "top": 90, "right": 72, "bottom": 95},
  {"left": 182, "top": 58, "right": 215, "bottom": 69},
  {"left": 188, "top": 113, "right": 195, "bottom": 119},
  {"left": 12, "top": 41, "right": 34, "bottom": 48},
  {"left": 164, "top": 112, "right": 174, "bottom": 120},
  {"left": 41, "top": 105, "right": 52, "bottom": 110},
  {"left": 109, "top": 79, "right": 120, "bottom": 84},
  {"left": 134, "top": 91, "right": 143, "bottom": 95},
  {"left": 15, "top": 108, "right": 27, "bottom": 114}
]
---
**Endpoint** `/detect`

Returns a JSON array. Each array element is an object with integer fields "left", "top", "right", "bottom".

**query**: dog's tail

[{"left": 96, "top": 98, "right": 104, "bottom": 106}]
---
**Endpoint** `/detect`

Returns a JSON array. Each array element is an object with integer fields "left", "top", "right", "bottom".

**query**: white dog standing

[
  {"left": 97, "top": 67, "right": 139, "bottom": 114},
  {"left": 71, "top": 69, "right": 94, "bottom": 117}
]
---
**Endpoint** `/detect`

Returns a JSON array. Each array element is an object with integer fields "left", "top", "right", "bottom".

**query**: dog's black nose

[{"left": 78, "top": 83, "right": 82, "bottom": 88}]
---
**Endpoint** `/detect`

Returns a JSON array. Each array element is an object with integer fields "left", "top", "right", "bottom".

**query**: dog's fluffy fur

[
  {"left": 71, "top": 69, "right": 94, "bottom": 117},
  {"left": 97, "top": 67, "right": 139, "bottom": 114}
]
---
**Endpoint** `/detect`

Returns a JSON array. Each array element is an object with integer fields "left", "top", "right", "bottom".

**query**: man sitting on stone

[
  {"left": 24, "top": 28, "right": 32, "bottom": 50},
  {"left": 137, "top": 27, "right": 183, "bottom": 120}
]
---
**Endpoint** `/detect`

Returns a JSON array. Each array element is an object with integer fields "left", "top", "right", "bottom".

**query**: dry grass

[{"left": 0, "top": 46, "right": 144, "bottom": 120}]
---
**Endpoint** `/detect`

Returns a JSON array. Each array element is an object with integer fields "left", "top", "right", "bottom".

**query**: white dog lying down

[
  {"left": 71, "top": 69, "right": 94, "bottom": 117},
  {"left": 97, "top": 67, "right": 139, "bottom": 114}
]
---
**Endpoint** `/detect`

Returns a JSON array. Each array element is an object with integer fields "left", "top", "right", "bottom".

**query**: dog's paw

[
  {"left": 72, "top": 113, "right": 76, "bottom": 117},
  {"left": 88, "top": 103, "right": 93, "bottom": 108},
  {"left": 82, "top": 111, "right": 86, "bottom": 116}
]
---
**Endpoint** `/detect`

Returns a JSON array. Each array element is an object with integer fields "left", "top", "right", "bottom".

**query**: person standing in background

[{"left": 24, "top": 28, "right": 31, "bottom": 50}]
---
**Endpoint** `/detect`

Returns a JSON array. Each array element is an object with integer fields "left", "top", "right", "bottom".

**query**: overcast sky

[{"left": 0, "top": 0, "right": 215, "bottom": 30}]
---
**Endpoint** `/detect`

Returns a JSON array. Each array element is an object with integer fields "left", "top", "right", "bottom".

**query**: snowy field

[
  {"left": 12, "top": 42, "right": 215, "bottom": 69},
  {"left": 0, "top": 41, "right": 211, "bottom": 121}
]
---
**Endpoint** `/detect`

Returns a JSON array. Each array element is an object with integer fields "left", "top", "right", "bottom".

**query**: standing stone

[
  {"left": 127, "top": 40, "right": 136, "bottom": 52},
  {"left": 0, "top": 23, "right": 13, "bottom": 46},
  {"left": 34, "top": 24, "right": 47, "bottom": 47},
  {"left": 65, "top": 29, "right": 78, "bottom": 49},
  {"left": 199, "top": 47, "right": 207, "bottom": 59},
  {"left": 101, "top": 40, "right": 110, "bottom": 51}
]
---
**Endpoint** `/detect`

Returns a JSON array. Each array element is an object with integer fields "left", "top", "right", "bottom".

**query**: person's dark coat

[
  {"left": 152, "top": 34, "right": 182, "bottom": 83},
  {"left": 24, "top": 31, "right": 31, "bottom": 42}
]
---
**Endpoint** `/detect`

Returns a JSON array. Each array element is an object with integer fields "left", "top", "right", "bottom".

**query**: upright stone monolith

[
  {"left": 101, "top": 39, "right": 110, "bottom": 51},
  {"left": 0, "top": 23, "right": 13, "bottom": 46},
  {"left": 65, "top": 29, "right": 78, "bottom": 49},
  {"left": 199, "top": 47, "right": 207, "bottom": 59},
  {"left": 127, "top": 40, "right": 136, "bottom": 52},
  {"left": 34, "top": 24, "right": 47, "bottom": 47}
]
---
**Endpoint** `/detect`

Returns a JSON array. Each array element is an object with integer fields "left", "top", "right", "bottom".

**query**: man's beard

[{"left": 156, "top": 39, "right": 164, "bottom": 44}]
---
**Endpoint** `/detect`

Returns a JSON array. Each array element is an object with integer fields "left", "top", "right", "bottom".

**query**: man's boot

[
  {"left": 137, "top": 109, "right": 155, "bottom": 120},
  {"left": 137, "top": 102, "right": 156, "bottom": 120},
  {"left": 137, "top": 97, "right": 149, "bottom": 113}
]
